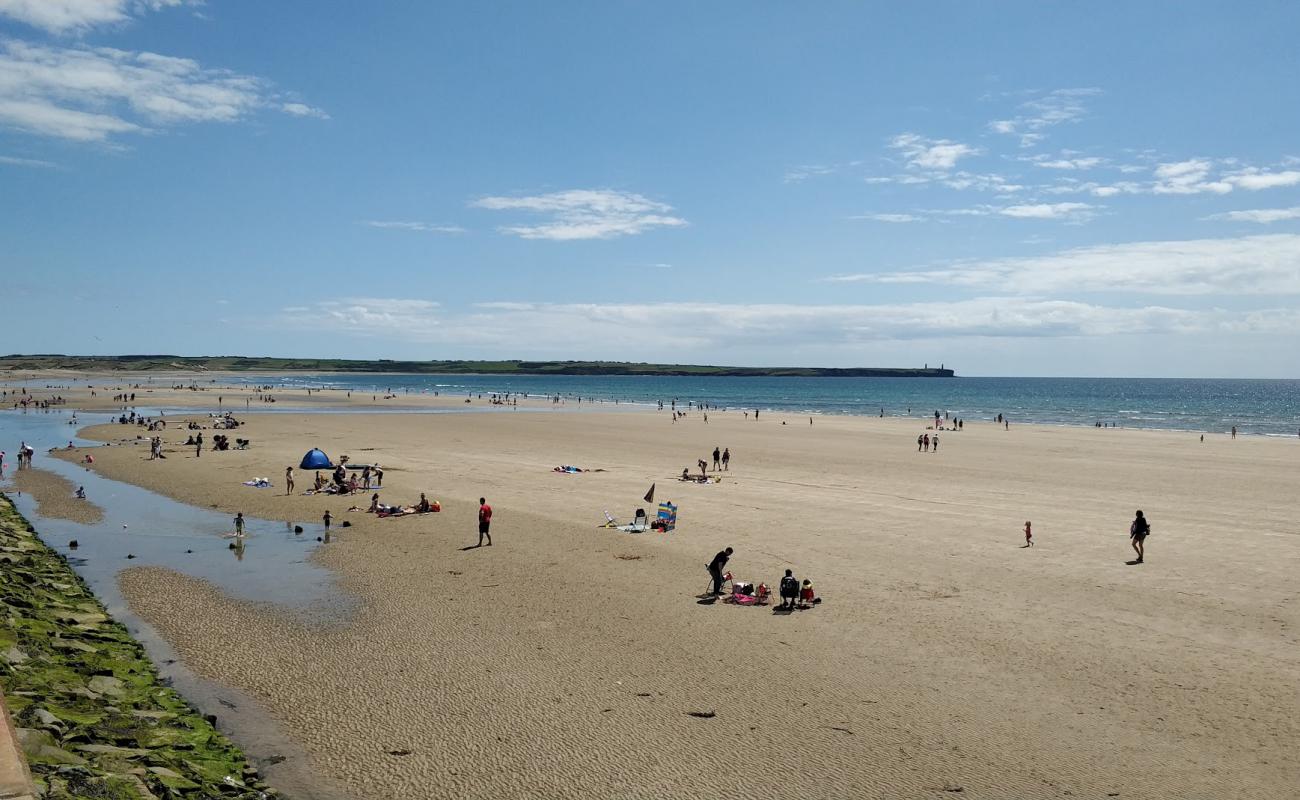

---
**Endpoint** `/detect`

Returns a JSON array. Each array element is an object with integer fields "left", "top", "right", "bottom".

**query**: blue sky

[{"left": 2, "top": 1, "right": 1298, "bottom": 377}]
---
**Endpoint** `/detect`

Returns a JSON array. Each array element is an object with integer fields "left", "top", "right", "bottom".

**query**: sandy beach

[
  {"left": 4, "top": 467, "right": 104, "bottom": 525},
  {"left": 13, "top": 379, "right": 1300, "bottom": 798}
]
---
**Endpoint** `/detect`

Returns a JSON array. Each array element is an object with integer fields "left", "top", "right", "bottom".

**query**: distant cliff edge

[{"left": 0, "top": 355, "right": 956, "bottom": 378}]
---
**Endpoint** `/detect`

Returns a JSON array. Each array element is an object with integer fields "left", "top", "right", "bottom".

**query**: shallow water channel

[{"left": 1, "top": 406, "right": 352, "bottom": 799}]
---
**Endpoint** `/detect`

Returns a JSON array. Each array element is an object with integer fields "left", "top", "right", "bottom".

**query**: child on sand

[
  {"left": 798, "top": 579, "right": 816, "bottom": 608},
  {"left": 1024, "top": 520, "right": 1033, "bottom": 547}
]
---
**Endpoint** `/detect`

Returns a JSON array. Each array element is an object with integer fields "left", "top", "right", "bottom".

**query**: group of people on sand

[
  {"left": 682, "top": 445, "right": 731, "bottom": 480},
  {"left": 706, "top": 547, "right": 818, "bottom": 611},
  {"left": 916, "top": 433, "right": 940, "bottom": 452}
]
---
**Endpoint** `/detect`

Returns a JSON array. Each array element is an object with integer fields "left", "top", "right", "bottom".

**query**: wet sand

[
  {"left": 3, "top": 467, "right": 104, "bottom": 525},
  {"left": 21, "top": 381, "right": 1300, "bottom": 798}
]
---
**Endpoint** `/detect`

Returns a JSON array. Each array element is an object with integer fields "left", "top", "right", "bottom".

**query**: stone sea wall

[{"left": 0, "top": 494, "right": 276, "bottom": 799}]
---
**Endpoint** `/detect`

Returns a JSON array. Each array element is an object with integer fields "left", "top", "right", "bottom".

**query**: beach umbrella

[{"left": 644, "top": 483, "right": 655, "bottom": 504}]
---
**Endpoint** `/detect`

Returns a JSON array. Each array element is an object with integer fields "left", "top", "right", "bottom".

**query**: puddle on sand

[{"left": 1, "top": 407, "right": 355, "bottom": 799}]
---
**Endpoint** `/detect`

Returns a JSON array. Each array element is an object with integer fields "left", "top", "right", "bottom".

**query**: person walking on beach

[
  {"left": 707, "top": 547, "right": 733, "bottom": 596},
  {"left": 1128, "top": 510, "right": 1150, "bottom": 564},
  {"left": 477, "top": 497, "right": 493, "bottom": 546},
  {"left": 932, "top": 433, "right": 939, "bottom": 452},
  {"left": 917, "top": 434, "right": 923, "bottom": 452},
  {"left": 721, "top": 447, "right": 730, "bottom": 470},
  {"left": 712, "top": 446, "right": 721, "bottom": 471},
  {"left": 285, "top": 467, "right": 295, "bottom": 495},
  {"left": 195, "top": 432, "right": 203, "bottom": 458},
  {"left": 1023, "top": 520, "right": 1033, "bottom": 547},
  {"left": 1231, "top": 425, "right": 1237, "bottom": 439}
]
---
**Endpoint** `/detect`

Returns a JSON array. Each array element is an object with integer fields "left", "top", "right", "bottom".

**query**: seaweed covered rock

[{"left": 0, "top": 494, "right": 276, "bottom": 799}]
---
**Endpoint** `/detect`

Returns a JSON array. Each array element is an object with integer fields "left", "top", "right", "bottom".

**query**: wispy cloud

[
  {"left": 1027, "top": 155, "right": 1105, "bottom": 170},
  {"left": 890, "top": 133, "right": 980, "bottom": 171},
  {"left": 853, "top": 213, "right": 923, "bottom": 223},
  {"left": 471, "top": 189, "right": 687, "bottom": 240},
  {"left": 988, "top": 88, "right": 1102, "bottom": 147},
  {"left": 0, "top": 0, "right": 194, "bottom": 34},
  {"left": 281, "top": 299, "right": 444, "bottom": 338},
  {"left": 828, "top": 234, "right": 1300, "bottom": 296},
  {"left": 276, "top": 296, "right": 1300, "bottom": 348},
  {"left": 361, "top": 220, "right": 465, "bottom": 234},
  {"left": 1205, "top": 207, "right": 1300, "bottom": 224},
  {"left": 281, "top": 102, "right": 329, "bottom": 120},
  {"left": 858, "top": 202, "right": 1097, "bottom": 224},
  {"left": 0, "top": 39, "right": 323, "bottom": 143},
  {"left": 999, "top": 202, "right": 1096, "bottom": 221},
  {"left": 0, "top": 153, "right": 57, "bottom": 167}
]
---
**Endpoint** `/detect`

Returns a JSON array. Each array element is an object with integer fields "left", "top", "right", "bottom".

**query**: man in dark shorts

[
  {"left": 1129, "top": 509, "right": 1150, "bottom": 564},
  {"left": 707, "top": 547, "right": 733, "bottom": 595},
  {"left": 478, "top": 497, "right": 493, "bottom": 547},
  {"left": 712, "top": 446, "right": 721, "bottom": 471}
]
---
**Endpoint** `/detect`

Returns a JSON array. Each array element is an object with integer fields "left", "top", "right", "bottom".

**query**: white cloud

[
  {"left": 988, "top": 88, "right": 1101, "bottom": 147},
  {"left": 1152, "top": 159, "right": 1231, "bottom": 194},
  {"left": 890, "top": 133, "right": 979, "bottom": 171},
  {"left": 362, "top": 220, "right": 465, "bottom": 234},
  {"left": 281, "top": 299, "right": 444, "bottom": 339},
  {"left": 1205, "top": 207, "right": 1300, "bottom": 224},
  {"left": 1033, "top": 157, "right": 1104, "bottom": 170},
  {"left": 472, "top": 189, "right": 687, "bottom": 240},
  {"left": 277, "top": 296, "right": 1300, "bottom": 348},
  {"left": 0, "top": 40, "right": 322, "bottom": 143},
  {"left": 0, "top": 0, "right": 192, "bottom": 33},
  {"left": 854, "top": 213, "right": 923, "bottom": 223},
  {"left": 999, "top": 202, "right": 1096, "bottom": 221},
  {"left": 829, "top": 234, "right": 1300, "bottom": 296},
  {"left": 0, "top": 153, "right": 57, "bottom": 167},
  {"left": 281, "top": 102, "right": 329, "bottom": 119},
  {"left": 1225, "top": 168, "right": 1300, "bottom": 191}
]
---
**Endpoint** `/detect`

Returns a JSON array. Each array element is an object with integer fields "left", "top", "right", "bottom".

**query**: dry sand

[
  {"left": 32, "top": 387, "right": 1300, "bottom": 798},
  {"left": 2, "top": 466, "right": 104, "bottom": 524}
]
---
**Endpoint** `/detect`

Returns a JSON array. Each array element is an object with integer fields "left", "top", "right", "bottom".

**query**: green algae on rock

[{"left": 0, "top": 494, "right": 276, "bottom": 799}]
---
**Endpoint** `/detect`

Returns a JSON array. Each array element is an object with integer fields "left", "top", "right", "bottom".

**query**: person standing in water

[
  {"left": 234, "top": 512, "right": 245, "bottom": 537},
  {"left": 1129, "top": 510, "right": 1150, "bottom": 564}
]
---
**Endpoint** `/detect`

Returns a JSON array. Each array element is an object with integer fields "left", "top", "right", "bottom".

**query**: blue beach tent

[{"left": 299, "top": 448, "right": 332, "bottom": 469}]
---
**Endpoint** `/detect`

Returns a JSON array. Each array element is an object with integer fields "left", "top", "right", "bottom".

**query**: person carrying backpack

[{"left": 1129, "top": 510, "right": 1151, "bottom": 564}]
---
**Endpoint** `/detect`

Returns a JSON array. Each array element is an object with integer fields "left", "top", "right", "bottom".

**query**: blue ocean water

[{"left": 226, "top": 374, "right": 1300, "bottom": 436}]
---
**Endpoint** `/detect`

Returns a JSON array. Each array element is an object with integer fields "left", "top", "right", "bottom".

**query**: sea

[{"left": 211, "top": 374, "right": 1300, "bottom": 437}]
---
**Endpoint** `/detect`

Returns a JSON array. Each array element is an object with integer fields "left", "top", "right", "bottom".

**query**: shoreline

[{"left": 4, "top": 371, "right": 1296, "bottom": 436}]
